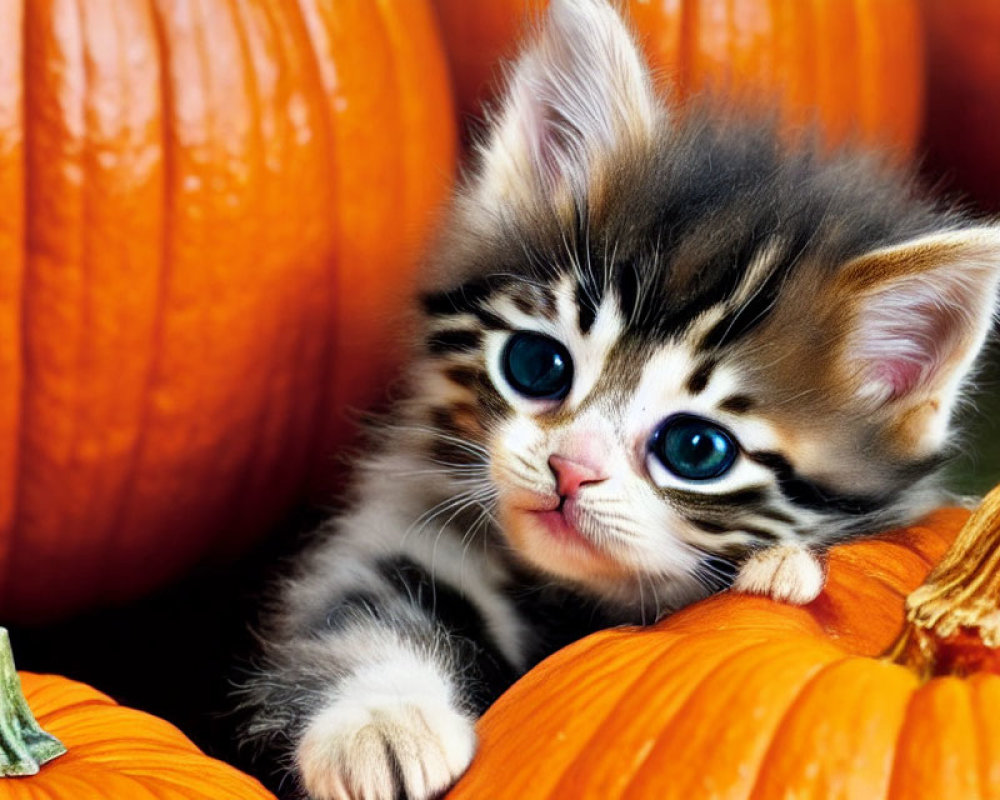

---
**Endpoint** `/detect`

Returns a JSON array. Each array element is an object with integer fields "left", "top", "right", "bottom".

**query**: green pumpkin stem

[
  {"left": 0, "top": 627, "right": 66, "bottom": 776},
  {"left": 888, "top": 484, "right": 1000, "bottom": 678}
]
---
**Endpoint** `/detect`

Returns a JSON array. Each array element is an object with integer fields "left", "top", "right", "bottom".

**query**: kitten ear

[
  {"left": 834, "top": 227, "right": 1000, "bottom": 454},
  {"left": 474, "top": 0, "right": 661, "bottom": 215}
]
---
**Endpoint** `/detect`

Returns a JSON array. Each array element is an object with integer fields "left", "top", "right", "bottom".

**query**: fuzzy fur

[{"left": 240, "top": 1, "right": 1000, "bottom": 798}]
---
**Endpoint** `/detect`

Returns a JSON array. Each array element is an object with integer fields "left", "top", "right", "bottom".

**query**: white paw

[
  {"left": 297, "top": 658, "right": 477, "bottom": 800},
  {"left": 732, "top": 545, "right": 825, "bottom": 605}
]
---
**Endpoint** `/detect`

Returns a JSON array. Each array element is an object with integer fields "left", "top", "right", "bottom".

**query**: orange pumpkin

[
  {"left": 450, "top": 492, "right": 1000, "bottom": 799},
  {"left": 920, "top": 0, "right": 1000, "bottom": 212},
  {"left": 0, "top": 629, "right": 276, "bottom": 798},
  {"left": 0, "top": 0, "right": 455, "bottom": 621},
  {"left": 433, "top": 0, "right": 923, "bottom": 156}
]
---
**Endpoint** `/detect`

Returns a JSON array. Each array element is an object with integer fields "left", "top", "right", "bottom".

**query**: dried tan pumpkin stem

[
  {"left": 888, "top": 485, "right": 1000, "bottom": 677},
  {"left": 0, "top": 627, "right": 66, "bottom": 776}
]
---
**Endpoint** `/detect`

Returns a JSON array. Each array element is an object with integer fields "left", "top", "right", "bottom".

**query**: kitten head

[{"left": 412, "top": 0, "right": 1000, "bottom": 607}]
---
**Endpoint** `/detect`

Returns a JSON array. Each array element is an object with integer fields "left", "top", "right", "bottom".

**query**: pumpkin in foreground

[
  {"left": 0, "top": 627, "right": 275, "bottom": 799},
  {"left": 450, "top": 490, "right": 1000, "bottom": 799},
  {"left": 433, "top": 0, "right": 923, "bottom": 157},
  {"left": 0, "top": 0, "right": 455, "bottom": 622}
]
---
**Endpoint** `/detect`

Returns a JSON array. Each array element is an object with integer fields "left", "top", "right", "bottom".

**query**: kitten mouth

[
  {"left": 499, "top": 491, "right": 627, "bottom": 581},
  {"left": 529, "top": 496, "right": 601, "bottom": 553}
]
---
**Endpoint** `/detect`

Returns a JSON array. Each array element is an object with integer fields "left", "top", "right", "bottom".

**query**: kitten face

[
  {"left": 482, "top": 275, "right": 805, "bottom": 600},
  {"left": 411, "top": 0, "right": 1000, "bottom": 607},
  {"left": 418, "top": 258, "right": 830, "bottom": 605}
]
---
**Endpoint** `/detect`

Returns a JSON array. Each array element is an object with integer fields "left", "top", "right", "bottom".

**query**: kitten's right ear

[
  {"left": 472, "top": 0, "right": 662, "bottom": 218},
  {"left": 831, "top": 226, "right": 1000, "bottom": 457}
]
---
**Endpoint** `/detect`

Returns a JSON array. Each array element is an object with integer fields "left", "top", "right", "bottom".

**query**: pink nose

[{"left": 548, "top": 454, "right": 607, "bottom": 497}]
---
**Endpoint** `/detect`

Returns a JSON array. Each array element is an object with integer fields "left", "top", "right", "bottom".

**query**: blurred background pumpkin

[
  {"left": 433, "top": 0, "right": 924, "bottom": 157},
  {"left": 920, "top": 0, "right": 1000, "bottom": 214},
  {"left": 0, "top": 0, "right": 455, "bottom": 623}
]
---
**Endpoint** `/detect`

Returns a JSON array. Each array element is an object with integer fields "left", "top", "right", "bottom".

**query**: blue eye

[
  {"left": 501, "top": 332, "right": 573, "bottom": 400},
  {"left": 651, "top": 414, "right": 738, "bottom": 480}
]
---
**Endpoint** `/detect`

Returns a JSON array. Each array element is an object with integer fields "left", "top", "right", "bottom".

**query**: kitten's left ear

[
  {"left": 473, "top": 0, "right": 662, "bottom": 217},
  {"left": 833, "top": 226, "right": 1000, "bottom": 456}
]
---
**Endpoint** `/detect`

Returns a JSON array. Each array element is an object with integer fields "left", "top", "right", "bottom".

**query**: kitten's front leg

[
  {"left": 731, "top": 545, "right": 825, "bottom": 604},
  {"left": 296, "top": 638, "right": 476, "bottom": 800},
  {"left": 244, "top": 523, "right": 522, "bottom": 800}
]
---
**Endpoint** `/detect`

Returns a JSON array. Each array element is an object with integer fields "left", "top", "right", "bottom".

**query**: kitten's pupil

[
  {"left": 653, "top": 415, "right": 738, "bottom": 481},
  {"left": 502, "top": 332, "right": 574, "bottom": 400}
]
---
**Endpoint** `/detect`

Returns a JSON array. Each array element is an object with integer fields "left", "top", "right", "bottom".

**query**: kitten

[{"left": 241, "top": 1, "right": 1000, "bottom": 798}]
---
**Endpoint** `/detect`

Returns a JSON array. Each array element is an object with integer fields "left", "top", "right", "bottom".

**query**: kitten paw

[
  {"left": 297, "top": 658, "right": 476, "bottom": 800},
  {"left": 732, "top": 545, "right": 824, "bottom": 604}
]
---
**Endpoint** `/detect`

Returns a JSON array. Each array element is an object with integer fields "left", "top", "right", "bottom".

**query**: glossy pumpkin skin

[
  {"left": 433, "top": 0, "right": 922, "bottom": 156},
  {"left": 921, "top": 0, "right": 1000, "bottom": 212},
  {"left": 7, "top": 671, "right": 276, "bottom": 799},
  {"left": 449, "top": 509, "right": 1000, "bottom": 800},
  {"left": 0, "top": 0, "right": 455, "bottom": 621}
]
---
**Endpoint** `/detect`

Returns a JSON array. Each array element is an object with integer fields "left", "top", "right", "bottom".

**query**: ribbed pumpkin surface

[
  {"left": 449, "top": 509, "right": 1000, "bottom": 799},
  {"left": 434, "top": 0, "right": 922, "bottom": 156},
  {"left": 6, "top": 671, "right": 276, "bottom": 799},
  {"left": 0, "top": 0, "right": 455, "bottom": 621}
]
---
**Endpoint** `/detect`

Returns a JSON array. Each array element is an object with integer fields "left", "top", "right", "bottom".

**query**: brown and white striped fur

[{"left": 241, "top": 1, "right": 1000, "bottom": 798}]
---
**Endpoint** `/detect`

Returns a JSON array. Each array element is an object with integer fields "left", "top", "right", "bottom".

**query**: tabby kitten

[{"left": 242, "top": 1, "right": 1000, "bottom": 798}]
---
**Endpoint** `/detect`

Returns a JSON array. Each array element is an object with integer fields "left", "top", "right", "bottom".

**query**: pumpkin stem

[
  {"left": 887, "top": 484, "right": 1000, "bottom": 678},
  {"left": 0, "top": 627, "right": 66, "bottom": 776}
]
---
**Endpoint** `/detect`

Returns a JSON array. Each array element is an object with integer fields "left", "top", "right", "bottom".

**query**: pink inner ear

[
  {"left": 873, "top": 358, "right": 926, "bottom": 402},
  {"left": 856, "top": 286, "right": 963, "bottom": 405}
]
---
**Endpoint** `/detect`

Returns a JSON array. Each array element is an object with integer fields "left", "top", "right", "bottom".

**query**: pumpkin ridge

[
  {"left": 58, "top": 767, "right": 171, "bottom": 799},
  {"left": 81, "top": 0, "right": 152, "bottom": 600},
  {"left": 622, "top": 637, "right": 842, "bottom": 798},
  {"left": 970, "top": 678, "right": 992, "bottom": 800},
  {"left": 286, "top": 0, "right": 342, "bottom": 493},
  {"left": 545, "top": 633, "right": 731, "bottom": 793},
  {"left": 99, "top": 0, "right": 173, "bottom": 576},
  {"left": 657, "top": 592, "right": 827, "bottom": 638},
  {"left": 885, "top": 677, "right": 981, "bottom": 800},
  {"left": 468, "top": 633, "right": 681, "bottom": 799},
  {"left": 521, "top": 632, "right": 669, "bottom": 711},
  {"left": 5, "top": 1, "right": 39, "bottom": 611},
  {"left": 969, "top": 675, "right": 1000, "bottom": 794},
  {"left": 754, "top": 656, "right": 918, "bottom": 798},
  {"left": 832, "top": 529, "right": 939, "bottom": 578},
  {"left": 32, "top": 695, "right": 113, "bottom": 723},
  {"left": 743, "top": 654, "right": 865, "bottom": 799},
  {"left": 72, "top": 0, "right": 94, "bottom": 558},
  {"left": 0, "top": 0, "right": 24, "bottom": 604},
  {"left": 263, "top": 0, "right": 336, "bottom": 528},
  {"left": 547, "top": 632, "right": 786, "bottom": 798},
  {"left": 278, "top": 0, "right": 340, "bottom": 502},
  {"left": 825, "top": 555, "right": 913, "bottom": 612},
  {"left": 212, "top": 0, "right": 294, "bottom": 542}
]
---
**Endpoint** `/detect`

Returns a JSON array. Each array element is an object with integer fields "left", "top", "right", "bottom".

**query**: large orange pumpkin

[
  {"left": 450, "top": 493, "right": 1000, "bottom": 799},
  {"left": 0, "top": 1, "right": 455, "bottom": 621},
  {"left": 433, "top": 0, "right": 923, "bottom": 156},
  {"left": 920, "top": 0, "right": 1000, "bottom": 212},
  {"left": 0, "top": 629, "right": 276, "bottom": 798}
]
